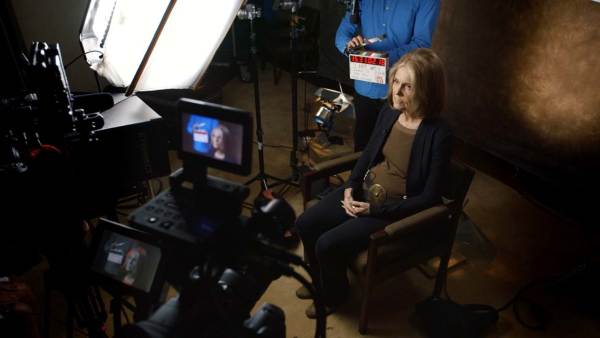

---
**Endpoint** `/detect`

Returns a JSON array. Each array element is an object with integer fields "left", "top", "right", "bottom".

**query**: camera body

[{"left": 107, "top": 177, "right": 295, "bottom": 338}]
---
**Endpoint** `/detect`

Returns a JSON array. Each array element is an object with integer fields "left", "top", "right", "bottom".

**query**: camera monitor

[
  {"left": 91, "top": 218, "right": 164, "bottom": 295},
  {"left": 178, "top": 98, "right": 252, "bottom": 176}
]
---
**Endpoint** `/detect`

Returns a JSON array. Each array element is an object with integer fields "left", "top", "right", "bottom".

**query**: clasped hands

[{"left": 341, "top": 187, "right": 370, "bottom": 217}]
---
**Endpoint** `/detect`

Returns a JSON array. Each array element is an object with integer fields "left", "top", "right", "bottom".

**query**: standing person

[
  {"left": 295, "top": 49, "right": 452, "bottom": 318},
  {"left": 335, "top": 0, "right": 441, "bottom": 151}
]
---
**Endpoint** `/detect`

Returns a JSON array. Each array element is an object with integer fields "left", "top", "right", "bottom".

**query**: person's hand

[
  {"left": 346, "top": 35, "right": 365, "bottom": 51},
  {"left": 341, "top": 187, "right": 357, "bottom": 217},
  {"left": 351, "top": 201, "right": 370, "bottom": 216}
]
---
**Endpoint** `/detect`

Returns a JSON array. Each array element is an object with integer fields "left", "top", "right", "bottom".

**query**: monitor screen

[
  {"left": 178, "top": 98, "right": 252, "bottom": 175},
  {"left": 91, "top": 220, "right": 162, "bottom": 293}
]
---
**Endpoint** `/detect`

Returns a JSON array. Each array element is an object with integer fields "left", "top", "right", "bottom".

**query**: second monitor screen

[{"left": 181, "top": 112, "right": 244, "bottom": 165}]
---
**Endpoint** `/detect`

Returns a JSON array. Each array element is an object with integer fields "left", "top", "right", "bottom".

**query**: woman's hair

[
  {"left": 211, "top": 124, "right": 230, "bottom": 150},
  {"left": 386, "top": 48, "right": 446, "bottom": 118}
]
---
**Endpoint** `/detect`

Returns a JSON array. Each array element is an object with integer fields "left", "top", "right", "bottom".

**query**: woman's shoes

[
  {"left": 296, "top": 286, "right": 341, "bottom": 318},
  {"left": 295, "top": 285, "right": 312, "bottom": 300},
  {"left": 296, "top": 286, "right": 335, "bottom": 318},
  {"left": 305, "top": 302, "right": 336, "bottom": 319}
]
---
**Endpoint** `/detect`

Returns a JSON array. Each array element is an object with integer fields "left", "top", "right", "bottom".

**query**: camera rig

[
  {"left": 1, "top": 42, "right": 104, "bottom": 171},
  {"left": 91, "top": 99, "right": 329, "bottom": 338}
]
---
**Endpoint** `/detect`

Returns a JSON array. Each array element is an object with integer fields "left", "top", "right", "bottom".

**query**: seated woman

[{"left": 294, "top": 48, "right": 453, "bottom": 318}]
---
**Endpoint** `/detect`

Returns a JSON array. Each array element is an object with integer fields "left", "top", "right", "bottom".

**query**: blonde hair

[{"left": 386, "top": 48, "right": 446, "bottom": 118}]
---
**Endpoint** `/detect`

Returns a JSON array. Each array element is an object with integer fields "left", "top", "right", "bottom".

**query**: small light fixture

[{"left": 313, "top": 85, "right": 354, "bottom": 130}]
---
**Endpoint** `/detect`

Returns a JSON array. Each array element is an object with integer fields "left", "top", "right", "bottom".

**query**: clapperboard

[{"left": 348, "top": 51, "right": 389, "bottom": 85}]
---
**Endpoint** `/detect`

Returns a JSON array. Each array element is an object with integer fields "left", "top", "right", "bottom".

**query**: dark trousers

[
  {"left": 354, "top": 94, "right": 385, "bottom": 151},
  {"left": 295, "top": 186, "right": 390, "bottom": 306}
]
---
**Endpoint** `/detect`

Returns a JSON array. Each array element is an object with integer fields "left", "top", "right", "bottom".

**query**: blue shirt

[{"left": 335, "top": 0, "right": 440, "bottom": 99}]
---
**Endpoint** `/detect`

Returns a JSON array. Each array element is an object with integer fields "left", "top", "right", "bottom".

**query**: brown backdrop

[{"left": 433, "top": 0, "right": 600, "bottom": 187}]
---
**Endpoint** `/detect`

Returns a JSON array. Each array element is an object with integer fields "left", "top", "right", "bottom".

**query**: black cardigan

[{"left": 347, "top": 105, "right": 453, "bottom": 220}]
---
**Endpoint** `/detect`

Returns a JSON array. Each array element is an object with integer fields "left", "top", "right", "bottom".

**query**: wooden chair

[{"left": 300, "top": 154, "right": 475, "bottom": 334}]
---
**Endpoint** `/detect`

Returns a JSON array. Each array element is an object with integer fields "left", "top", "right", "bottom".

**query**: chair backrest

[{"left": 442, "top": 160, "right": 475, "bottom": 217}]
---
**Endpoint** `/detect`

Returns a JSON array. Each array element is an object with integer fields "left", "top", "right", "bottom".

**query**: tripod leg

[
  {"left": 290, "top": 15, "right": 300, "bottom": 178},
  {"left": 242, "top": 17, "right": 299, "bottom": 191}
]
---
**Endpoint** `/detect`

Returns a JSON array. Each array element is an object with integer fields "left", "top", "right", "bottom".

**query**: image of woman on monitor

[
  {"left": 183, "top": 113, "right": 244, "bottom": 166},
  {"left": 210, "top": 124, "right": 230, "bottom": 161}
]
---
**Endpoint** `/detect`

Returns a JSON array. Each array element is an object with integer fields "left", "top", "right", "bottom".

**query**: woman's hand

[
  {"left": 341, "top": 187, "right": 357, "bottom": 217},
  {"left": 351, "top": 201, "right": 370, "bottom": 216},
  {"left": 341, "top": 188, "right": 370, "bottom": 217}
]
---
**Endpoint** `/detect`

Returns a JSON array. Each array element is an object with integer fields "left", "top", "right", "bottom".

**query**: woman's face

[
  {"left": 211, "top": 128, "right": 224, "bottom": 150},
  {"left": 391, "top": 65, "right": 416, "bottom": 113}
]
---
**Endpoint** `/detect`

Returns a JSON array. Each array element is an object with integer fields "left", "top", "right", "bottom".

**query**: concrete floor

[{"left": 38, "top": 64, "right": 600, "bottom": 338}]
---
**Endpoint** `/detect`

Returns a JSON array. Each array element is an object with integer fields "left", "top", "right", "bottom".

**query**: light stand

[
  {"left": 290, "top": 4, "right": 300, "bottom": 178},
  {"left": 238, "top": 4, "right": 298, "bottom": 191},
  {"left": 279, "top": 0, "right": 306, "bottom": 179}
]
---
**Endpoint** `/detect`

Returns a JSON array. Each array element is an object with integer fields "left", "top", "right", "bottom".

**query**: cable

[
  {"left": 444, "top": 261, "right": 589, "bottom": 331},
  {"left": 285, "top": 268, "right": 326, "bottom": 338},
  {"left": 252, "top": 240, "right": 325, "bottom": 337},
  {"left": 64, "top": 50, "right": 104, "bottom": 69},
  {"left": 275, "top": 182, "right": 292, "bottom": 197},
  {"left": 259, "top": 246, "right": 325, "bottom": 338},
  {"left": 121, "top": 302, "right": 131, "bottom": 324}
]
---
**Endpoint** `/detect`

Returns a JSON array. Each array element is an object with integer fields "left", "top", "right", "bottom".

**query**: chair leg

[
  {"left": 359, "top": 274, "right": 373, "bottom": 335},
  {"left": 359, "top": 240, "right": 380, "bottom": 334},
  {"left": 433, "top": 254, "right": 451, "bottom": 298}
]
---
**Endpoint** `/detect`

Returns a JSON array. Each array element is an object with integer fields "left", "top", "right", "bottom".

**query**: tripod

[
  {"left": 239, "top": 5, "right": 298, "bottom": 191},
  {"left": 285, "top": 1, "right": 315, "bottom": 179}
]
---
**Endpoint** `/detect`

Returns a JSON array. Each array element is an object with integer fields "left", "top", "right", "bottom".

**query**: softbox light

[{"left": 80, "top": 0, "right": 244, "bottom": 94}]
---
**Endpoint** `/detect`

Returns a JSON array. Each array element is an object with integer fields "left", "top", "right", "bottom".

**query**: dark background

[{"left": 317, "top": 0, "right": 600, "bottom": 226}]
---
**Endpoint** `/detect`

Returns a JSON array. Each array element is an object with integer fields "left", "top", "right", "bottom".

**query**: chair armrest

[
  {"left": 372, "top": 205, "right": 451, "bottom": 245},
  {"left": 301, "top": 152, "right": 362, "bottom": 208},
  {"left": 305, "top": 152, "right": 362, "bottom": 179}
]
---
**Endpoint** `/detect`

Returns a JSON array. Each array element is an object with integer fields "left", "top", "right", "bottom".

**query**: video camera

[
  {"left": 90, "top": 99, "right": 327, "bottom": 338},
  {"left": 1, "top": 42, "right": 105, "bottom": 176}
]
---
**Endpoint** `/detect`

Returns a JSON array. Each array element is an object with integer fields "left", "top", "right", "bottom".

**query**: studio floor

[{"left": 37, "top": 64, "right": 600, "bottom": 338}]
